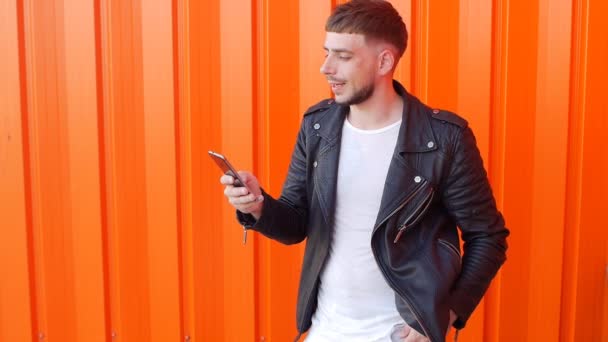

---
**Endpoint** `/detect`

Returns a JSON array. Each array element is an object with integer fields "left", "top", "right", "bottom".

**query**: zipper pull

[
  {"left": 394, "top": 225, "right": 406, "bottom": 243},
  {"left": 242, "top": 227, "right": 248, "bottom": 245}
]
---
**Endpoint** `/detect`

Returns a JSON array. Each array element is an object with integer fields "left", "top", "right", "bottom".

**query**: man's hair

[{"left": 326, "top": 0, "right": 408, "bottom": 58}]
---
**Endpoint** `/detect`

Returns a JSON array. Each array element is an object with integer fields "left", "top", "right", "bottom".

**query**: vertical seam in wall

[
  {"left": 251, "top": 0, "right": 261, "bottom": 337},
  {"left": 497, "top": 0, "right": 508, "bottom": 201},
  {"left": 171, "top": 0, "right": 186, "bottom": 340},
  {"left": 485, "top": 0, "right": 508, "bottom": 337},
  {"left": 423, "top": 0, "right": 429, "bottom": 101},
  {"left": 93, "top": 0, "right": 112, "bottom": 340},
  {"left": 559, "top": 0, "right": 588, "bottom": 340},
  {"left": 16, "top": 0, "right": 38, "bottom": 340}
]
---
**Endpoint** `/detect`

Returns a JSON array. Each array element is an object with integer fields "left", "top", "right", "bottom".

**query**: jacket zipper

[
  {"left": 373, "top": 180, "right": 427, "bottom": 235},
  {"left": 296, "top": 180, "right": 327, "bottom": 338},
  {"left": 394, "top": 190, "right": 434, "bottom": 243},
  {"left": 371, "top": 243, "right": 433, "bottom": 340},
  {"left": 302, "top": 151, "right": 433, "bottom": 339},
  {"left": 370, "top": 179, "right": 434, "bottom": 340}
]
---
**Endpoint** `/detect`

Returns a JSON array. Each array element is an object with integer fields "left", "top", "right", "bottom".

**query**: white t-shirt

[{"left": 306, "top": 117, "right": 405, "bottom": 342}]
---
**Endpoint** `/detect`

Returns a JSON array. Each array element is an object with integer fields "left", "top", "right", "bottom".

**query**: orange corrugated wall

[{"left": 1, "top": 0, "right": 606, "bottom": 341}]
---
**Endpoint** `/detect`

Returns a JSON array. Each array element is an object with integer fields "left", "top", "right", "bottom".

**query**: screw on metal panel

[
  {"left": 260, "top": 337, "right": 266, "bottom": 341},
  {"left": 38, "top": 332, "right": 45, "bottom": 340},
  {"left": 111, "top": 331, "right": 118, "bottom": 340},
  {"left": 185, "top": 336, "right": 191, "bottom": 341}
]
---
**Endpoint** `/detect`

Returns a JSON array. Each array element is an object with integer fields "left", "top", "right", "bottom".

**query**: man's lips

[
  {"left": 328, "top": 80, "right": 346, "bottom": 91},
  {"left": 327, "top": 79, "right": 345, "bottom": 85}
]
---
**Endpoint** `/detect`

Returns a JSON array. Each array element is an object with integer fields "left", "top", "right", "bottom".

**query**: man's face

[{"left": 320, "top": 32, "right": 379, "bottom": 105}]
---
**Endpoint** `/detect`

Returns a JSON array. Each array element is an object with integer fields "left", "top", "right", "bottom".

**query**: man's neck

[{"left": 347, "top": 81, "right": 403, "bottom": 130}]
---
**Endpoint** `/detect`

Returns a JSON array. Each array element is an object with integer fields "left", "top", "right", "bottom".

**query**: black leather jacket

[{"left": 238, "top": 81, "right": 509, "bottom": 342}]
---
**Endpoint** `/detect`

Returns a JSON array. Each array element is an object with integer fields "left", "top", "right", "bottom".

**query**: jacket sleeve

[
  {"left": 442, "top": 125, "right": 509, "bottom": 329},
  {"left": 236, "top": 118, "right": 309, "bottom": 245}
]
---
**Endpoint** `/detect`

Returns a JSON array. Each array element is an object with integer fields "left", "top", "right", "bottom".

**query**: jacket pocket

[
  {"left": 437, "top": 238, "right": 462, "bottom": 270},
  {"left": 394, "top": 185, "right": 435, "bottom": 243}
]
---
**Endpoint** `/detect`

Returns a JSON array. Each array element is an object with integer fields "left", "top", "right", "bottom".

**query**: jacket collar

[
  {"left": 393, "top": 81, "right": 438, "bottom": 154},
  {"left": 313, "top": 80, "right": 437, "bottom": 154},
  {"left": 309, "top": 80, "right": 438, "bottom": 234}
]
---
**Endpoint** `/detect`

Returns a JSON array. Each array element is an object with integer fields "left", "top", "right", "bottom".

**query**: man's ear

[{"left": 378, "top": 49, "right": 396, "bottom": 75}]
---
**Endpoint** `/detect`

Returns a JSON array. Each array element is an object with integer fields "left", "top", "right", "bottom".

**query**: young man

[{"left": 220, "top": 1, "right": 509, "bottom": 341}]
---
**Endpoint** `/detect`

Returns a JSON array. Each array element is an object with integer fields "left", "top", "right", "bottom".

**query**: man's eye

[{"left": 339, "top": 56, "right": 351, "bottom": 60}]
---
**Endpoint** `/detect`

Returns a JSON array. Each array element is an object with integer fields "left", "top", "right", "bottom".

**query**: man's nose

[{"left": 320, "top": 58, "right": 334, "bottom": 75}]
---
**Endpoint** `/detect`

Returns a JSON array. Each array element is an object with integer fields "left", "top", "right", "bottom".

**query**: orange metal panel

[
  {"left": 0, "top": 1, "right": 34, "bottom": 341},
  {"left": 253, "top": 0, "right": 269, "bottom": 338},
  {"left": 455, "top": 1, "right": 494, "bottom": 341},
  {"left": 299, "top": 0, "right": 332, "bottom": 114},
  {"left": 256, "top": 0, "right": 305, "bottom": 339},
  {"left": 21, "top": 0, "right": 80, "bottom": 339},
  {"left": 527, "top": 0, "right": 571, "bottom": 340},
  {"left": 2, "top": 0, "right": 608, "bottom": 340},
  {"left": 604, "top": 247, "right": 608, "bottom": 342},
  {"left": 410, "top": 0, "right": 429, "bottom": 101},
  {"left": 219, "top": 0, "right": 256, "bottom": 341},
  {"left": 63, "top": 0, "right": 108, "bottom": 341},
  {"left": 99, "top": 0, "right": 152, "bottom": 340},
  {"left": 560, "top": 0, "right": 588, "bottom": 340},
  {"left": 561, "top": 0, "right": 608, "bottom": 340},
  {"left": 389, "top": 0, "right": 413, "bottom": 91},
  {"left": 493, "top": 0, "right": 539, "bottom": 340},
  {"left": 141, "top": 0, "right": 182, "bottom": 341},
  {"left": 457, "top": 0, "right": 493, "bottom": 159},
  {"left": 425, "top": 0, "right": 460, "bottom": 112},
  {"left": 489, "top": 5, "right": 509, "bottom": 341},
  {"left": 173, "top": 0, "right": 195, "bottom": 340},
  {"left": 180, "top": 0, "right": 225, "bottom": 340}
]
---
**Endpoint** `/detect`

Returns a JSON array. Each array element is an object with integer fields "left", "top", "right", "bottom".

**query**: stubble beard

[{"left": 335, "top": 82, "right": 375, "bottom": 106}]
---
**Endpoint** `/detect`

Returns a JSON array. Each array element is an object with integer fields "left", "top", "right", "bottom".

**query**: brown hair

[{"left": 326, "top": 0, "right": 408, "bottom": 58}]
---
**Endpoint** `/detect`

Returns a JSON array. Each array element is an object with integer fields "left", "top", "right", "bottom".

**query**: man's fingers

[
  {"left": 402, "top": 328, "right": 430, "bottom": 342},
  {"left": 229, "top": 194, "right": 264, "bottom": 214},
  {"left": 224, "top": 185, "right": 249, "bottom": 197},
  {"left": 219, "top": 171, "right": 263, "bottom": 215},
  {"left": 236, "top": 198, "right": 263, "bottom": 212},
  {"left": 389, "top": 323, "right": 410, "bottom": 341},
  {"left": 220, "top": 174, "right": 234, "bottom": 185},
  {"left": 228, "top": 192, "right": 257, "bottom": 205}
]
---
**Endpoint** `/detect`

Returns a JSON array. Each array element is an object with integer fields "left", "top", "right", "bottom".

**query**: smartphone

[{"left": 208, "top": 150, "right": 251, "bottom": 192}]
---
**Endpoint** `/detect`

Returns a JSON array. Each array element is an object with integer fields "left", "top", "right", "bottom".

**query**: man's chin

[
  {"left": 332, "top": 94, "right": 350, "bottom": 105},
  {"left": 332, "top": 85, "right": 374, "bottom": 106}
]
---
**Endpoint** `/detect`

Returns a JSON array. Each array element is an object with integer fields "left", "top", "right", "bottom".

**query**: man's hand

[
  {"left": 391, "top": 323, "right": 429, "bottom": 342},
  {"left": 395, "top": 309, "right": 457, "bottom": 341},
  {"left": 220, "top": 171, "right": 264, "bottom": 219},
  {"left": 402, "top": 327, "right": 429, "bottom": 342},
  {"left": 446, "top": 309, "right": 457, "bottom": 334}
]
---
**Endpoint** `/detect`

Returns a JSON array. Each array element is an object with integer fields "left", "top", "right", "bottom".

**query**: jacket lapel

[
  {"left": 373, "top": 81, "right": 438, "bottom": 229},
  {"left": 311, "top": 81, "right": 438, "bottom": 231},
  {"left": 311, "top": 104, "right": 348, "bottom": 229}
]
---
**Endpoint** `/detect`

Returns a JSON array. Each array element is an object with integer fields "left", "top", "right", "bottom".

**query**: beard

[{"left": 335, "top": 81, "right": 375, "bottom": 105}]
